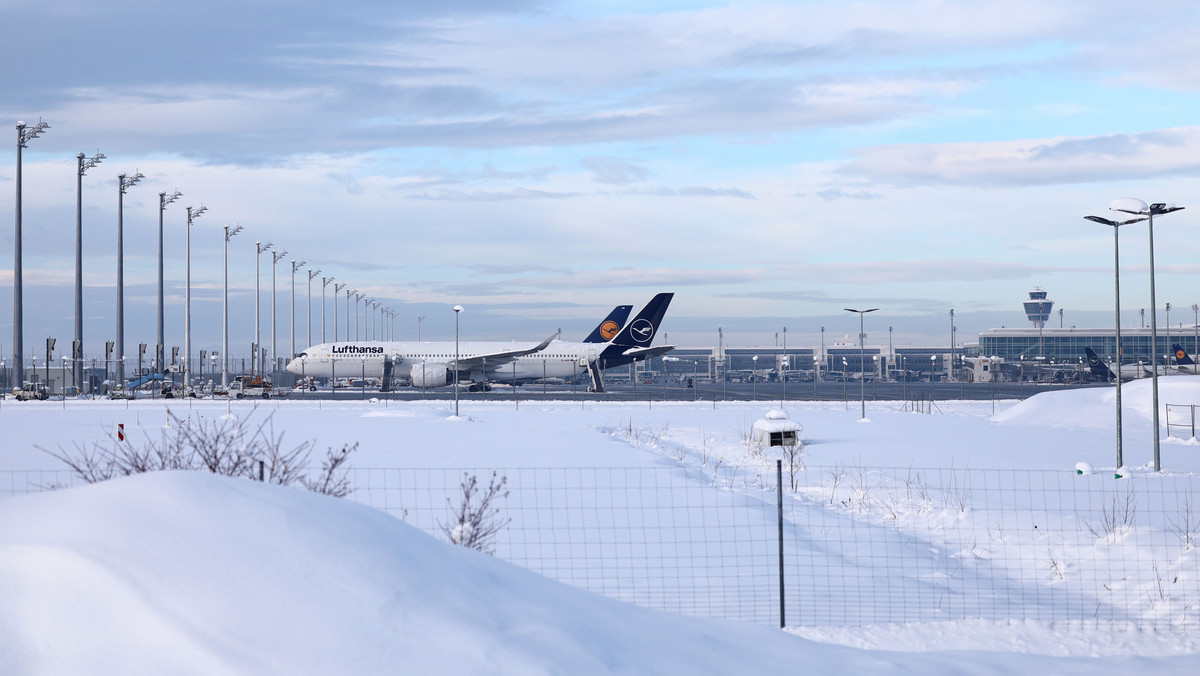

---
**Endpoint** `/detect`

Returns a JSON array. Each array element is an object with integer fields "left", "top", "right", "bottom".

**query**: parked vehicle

[
  {"left": 14, "top": 382, "right": 49, "bottom": 401},
  {"left": 229, "top": 375, "right": 273, "bottom": 399}
]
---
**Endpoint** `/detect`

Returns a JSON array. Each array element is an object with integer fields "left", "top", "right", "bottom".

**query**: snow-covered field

[{"left": 3, "top": 378, "right": 1200, "bottom": 673}]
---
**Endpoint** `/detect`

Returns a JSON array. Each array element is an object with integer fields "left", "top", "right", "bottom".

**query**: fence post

[{"left": 777, "top": 459, "right": 785, "bottom": 628}]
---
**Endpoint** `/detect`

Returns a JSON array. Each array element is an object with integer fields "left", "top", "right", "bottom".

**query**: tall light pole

[
  {"left": 14, "top": 118, "right": 50, "bottom": 388},
  {"left": 290, "top": 258, "right": 306, "bottom": 359},
  {"left": 183, "top": 204, "right": 207, "bottom": 395},
  {"left": 1110, "top": 198, "right": 1185, "bottom": 472},
  {"left": 254, "top": 241, "right": 273, "bottom": 375},
  {"left": 346, "top": 288, "right": 354, "bottom": 341},
  {"left": 354, "top": 292, "right": 363, "bottom": 340},
  {"left": 74, "top": 150, "right": 105, "bottom": 393},
  {"left": 948, "top": 309, "right": 955, "bottom": 382},
  {"left": 307, "top": 268, "right": 320, "bottom": 348},
  {"left": 115, "top": 170, "right": 144, "bottom": 387},
  {"left": 222, "top": 224, "right": 243, "bottom": 388},
  {"left": 1193, "top": 303, "right": 1198, "bottom": 356},
  {"left": 321, "top": 276, "right": 333, "bottom": 343},
  {"left": 844, "top": 307, "right": 878, "bottom": 420},
  {"left": 1084, "top": 213, "right": 1147, "bottom": 470},
  {"left": 334, "top": 282, "right": 346, "bottom": 341},
  {"left": 270, "top": 248, "right": 288, "bottom": 376},
  {"left": 453, "top": 305, "right": 463, "bottom": 416},
  {"left": 418, "top": 314, "right": 424, "bottom": 342},
  {"left": 156, "top": 189, "right": 181, "bottom": 375}
]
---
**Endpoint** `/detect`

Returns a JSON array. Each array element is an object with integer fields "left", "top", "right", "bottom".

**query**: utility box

[{"left": 752, "top": 409, "right": 801, "bottom": 447}]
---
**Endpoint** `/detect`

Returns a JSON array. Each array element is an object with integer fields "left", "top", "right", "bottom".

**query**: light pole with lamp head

[
  {"left": 453, "top": 305, "right": 463, "bottom": 416},
  {"left": 74, "top": 150, "right": 105, "bottom": 393},
  {"left": 1110, "top": 198, "right": 1185, "bottom": 472},
  {"left": 221, "top": 224, "right": 243, "bottom": 388},
  {"left": 321, "top": 276, "right": 333, "bottom": 343},
  {"left": 183, "top": 203, "right": 207, "bottom": 395},
  {"left": 418, "top": 315, "right": 425, "bottom": 342},
  {"left": 290, "top": 258, "right": 306, "bottom": 361},
  {"left": 1084, "top": 212, "right": 1146, "bottom": 471},
  {"left": 307, "top": 268, "right": 320, "bottom": 348},
  {"left": 270, "top": 248, "right": 287, "bottom": 377},
  {"left": 844, "top": 308, "right": 878, "bottom": 420},
  {"left": 156, "top": 189, "right": 181, "bottom": 375},
  {"left": 334, "top": 282, "right": 346, "bottom": 341},
  {"left": 115, "top": 170, "right": 144, "bottom": 387},
  {"left": 13, "top": 118, "right": 50, "bottom": 388},
  {"left": 254, "top": 241, "right": 273, "bottom": 375}
]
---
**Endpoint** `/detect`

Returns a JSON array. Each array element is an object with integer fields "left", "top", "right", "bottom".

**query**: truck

[
  {"left": 14, "top": 382, "right": 49, "bottom": 401},
  {"left": 228, "top": 375, "right": 273, "bottom": 399}
]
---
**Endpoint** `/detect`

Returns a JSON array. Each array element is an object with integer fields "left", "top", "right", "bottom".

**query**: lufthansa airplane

[{"left": 286, "top": 294, "right": 672, "bottom": 392}]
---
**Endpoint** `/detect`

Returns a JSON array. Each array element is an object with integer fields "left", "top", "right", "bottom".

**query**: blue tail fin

[
  {"left": 583, "top": 305, "right": 633, "bottom": 343},
  {"left": 1084, "top": 347, "right": 1116, "bottom": 380},
  {"left": 1172, "top": 344, "right": 1196, "bottom": 366},
  {"left": 609, "top": 293, "right": 673, "bottom": 347}
]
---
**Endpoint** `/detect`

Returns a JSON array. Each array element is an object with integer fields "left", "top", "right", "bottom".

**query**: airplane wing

[
  {"left": 617, "top": 345, "right": 675, "bottom": 361},
  {"left": 457, "top": 332, "right": 558, "bottom": 372}
]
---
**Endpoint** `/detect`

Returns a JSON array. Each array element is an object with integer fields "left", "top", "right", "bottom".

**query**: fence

[
  {"left": 5, "top": 464, "right": 1199, "bottom": 630},
  {"left": 1166, "top": 403, "right": 1200, "bottom": 439}
]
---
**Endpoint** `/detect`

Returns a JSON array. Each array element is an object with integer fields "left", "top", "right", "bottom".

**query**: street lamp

[
  {"left": 115, "top": 170, "right": 144, "bottom": 386},
  {"left": 254, "top": 241, "right": 273, "bottom": 375},
  {"left": 290, "top": 258, "right": 306, "bottom": 360},
  {"left": 156, "top": 189, "right": 181, "bottom": 374},
  {"left": 334, "top": 282, "right": 346, "bottom": 341},
  {"left": 844, "top": 307, "right": 878, "bottom": 420},
  {"left": 948, "top": 309, "right": 955, "bottom": 383},
  {"left": 222, "top": 224, "right": 243, "bottom": 388},
  {"left": 1084, "top": 212, "right": 1146, "bottom": 470},
  {"left": 74, "top": 149, "right": 105, "bottom": 393},
  {"left": 307, "top": 268, "right": 320, "bottom": 348},
  {"left": 418, "top": 315, "right": 425, "bottom": 342},
  {"left": 321, "top": 276, "right": 333, "bottom": 343},
  {"left": 345, "top": 287, "right": 353, "bottom": 341},
  {"left": 1110, "top": 198, "right": 1185, "bottom": 472},
  {"left": 183, "top": 203, "right": 207, "bottom": 395},
  {"left": 270, "top": 248, "right": 288, "bottom": 376},
  {"left": 453, "top": 305, "right": 463, "bottom": 416},
  {"left": 14, "top": 119, "right": 50, "bottom": 388}
]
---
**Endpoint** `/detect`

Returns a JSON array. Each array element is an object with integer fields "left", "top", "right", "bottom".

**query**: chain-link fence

[{"left": 5, "top": 464, "right": 1199, "bottom": 629}]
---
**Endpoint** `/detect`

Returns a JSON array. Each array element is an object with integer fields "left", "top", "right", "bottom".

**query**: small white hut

[{"left": 752, "top": 409, "right": 801, "bottom": 447}]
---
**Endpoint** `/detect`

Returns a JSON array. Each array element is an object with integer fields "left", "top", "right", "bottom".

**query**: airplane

[
  {"left": 285, "top": 294, "right": 674, "bottom": 392},
  {"left": 1083, "top": 345, "right": 1200, "bottom": 382},
  {"left": 1170, "top": 344, "right": 1198, "bottom": 374}
]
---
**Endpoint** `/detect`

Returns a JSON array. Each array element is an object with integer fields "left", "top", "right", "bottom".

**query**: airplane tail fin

[
  {"left": 609, "top": 293, "right": 673, "bottom": 348},
  {"left": 1172, "top": 343, "right": 1196, "bottom": 366},
  {"left": 583, "top": 305, "right": 633, "bottom": 343},
  {"left": 1084, "top": 347, "right": 1116, "bottom": 380}
]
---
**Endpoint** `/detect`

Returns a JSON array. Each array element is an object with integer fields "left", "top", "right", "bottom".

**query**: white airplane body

[{"left": 286, "top": 294, "right": 674, "bottom": 391}]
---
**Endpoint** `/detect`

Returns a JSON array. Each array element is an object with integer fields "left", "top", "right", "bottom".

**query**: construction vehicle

[
  {"left": 228, "top": 375, "right": 273, "bottom": 399},
  {"left": 14, "top": 382, "right": 49, "bottom": 401}
]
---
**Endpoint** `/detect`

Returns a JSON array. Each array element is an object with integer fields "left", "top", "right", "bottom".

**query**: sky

[{"left": 4, "top": 0, "right": 1200, "bottom": 358}]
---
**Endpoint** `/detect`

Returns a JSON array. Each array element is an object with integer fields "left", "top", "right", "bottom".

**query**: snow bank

[
  {"left": 3, "top": 472, "right": 1193, "bottom": 674},
  {"left": 993, "top": 377, "right": 1200, "bottom": 430}
]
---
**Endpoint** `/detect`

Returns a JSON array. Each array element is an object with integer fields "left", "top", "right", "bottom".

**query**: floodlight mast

[
  {"left": 1084, "top": 213, "right": 1148, "bottom": 470},
  {"left": 321, "top": 276, "right": 333, "bottom": 343},
  {"left": 843, "top": 307, "right": 879, "bottom": 420},
  {"left": 74, "top": 150, "right": 105, "bottom": 394},
  {"left": 14, "top": 118, "right": 50, "bottom": 388},
  {"left": 222, "top": 224, "right": 243, "bottom": 388},
  {"left": 334, "top": 282, "right": 346, "bottom": 341},
  {"left": 254, "top": 241, "right": 273, "bottom": 376},
  {"left": 307, "top": 268, "right": 320, "bottom": 348},
  {"left": 183, "top": 204, "right": 208, "bottom": 396},
  {"left": 270, "top": 248, "right": 288, "bottom": 377},
  {"left": 290, "top": 258, "right": 306, "bottom": 360},
  {"left": 157, "top": 189, "right": 182, "bottom": 375},
  {"left": 115, "top": 171, "right": 144, "bottom": 387},
  {"left": 1110, "top": 199, "right": 1185, "bottom": 472}
]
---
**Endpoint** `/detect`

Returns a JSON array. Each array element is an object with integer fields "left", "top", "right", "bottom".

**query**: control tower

[{"left": 1023, "top": 287, "right": 1054, "bottom": 328}]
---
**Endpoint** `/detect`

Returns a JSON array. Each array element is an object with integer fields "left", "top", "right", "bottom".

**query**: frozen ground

[{"left": 2, "top": 377, "right": 1200, "bottom": 673}]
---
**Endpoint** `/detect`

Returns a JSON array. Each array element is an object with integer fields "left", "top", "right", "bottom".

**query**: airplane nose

[{"left": 285, "top": 358, "right": 302, "bottom": 375}]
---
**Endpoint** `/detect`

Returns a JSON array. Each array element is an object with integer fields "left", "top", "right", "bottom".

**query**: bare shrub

[
  {"left": 440, "top": 471, "right": 510, "bottom": 555},
  {"left": 781, "top": 440, "right": 805, "bottom": 492},
  {"left": 1168, "top": 498, "right": 1200, "bottom": 551},
  {"left": 38, "top": 407, "right": 356, "bottom": 497},
  {"left": 1085, "top": 488, "right": 1138, "bottom": 541}
]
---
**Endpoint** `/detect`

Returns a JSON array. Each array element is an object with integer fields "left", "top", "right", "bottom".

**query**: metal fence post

[{"left": 777, "top": 459, "right": 785, "bottom": 628}]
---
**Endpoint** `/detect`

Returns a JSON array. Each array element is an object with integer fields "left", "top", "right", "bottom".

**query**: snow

[{"left": 3, "top": 379, "right": 1200, "bottom": 673}]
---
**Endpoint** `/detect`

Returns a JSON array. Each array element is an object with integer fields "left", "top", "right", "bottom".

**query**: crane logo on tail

[
  {"left": 629, "top": 319, "right": 654, "bottom": 343},
  {"left": 600, "top": 321, "right": 620, "bottom": 341}
]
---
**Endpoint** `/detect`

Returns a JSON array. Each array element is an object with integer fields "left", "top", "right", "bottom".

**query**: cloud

[
  {"left": 839, "top": 127, "right": 1200, "bottom": 187},
  {"left": 581, "top": 156, "right": 649, "bottom": 185},
  {"left": 409, "top": 187, "right": 582, "bottom": 201},
  {"left": 814, "top": 188, "right": 881, "bottom": 201}
]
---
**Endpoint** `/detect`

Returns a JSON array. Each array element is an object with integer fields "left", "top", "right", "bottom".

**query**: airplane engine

[{"left": 409, "top": 363, "right": 449, "bottom": 388}]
